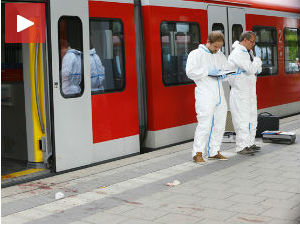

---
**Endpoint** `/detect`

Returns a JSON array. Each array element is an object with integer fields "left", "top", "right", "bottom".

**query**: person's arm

[
  {"left": 186, "top": 50, "right": 208, "bottom": 81},
  {"left": 229, "top": 50, "right": 262, "bottom": 75}
]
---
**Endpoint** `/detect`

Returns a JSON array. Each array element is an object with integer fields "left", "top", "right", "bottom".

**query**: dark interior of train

[{"left": 1, "top": 5, "right": 29, "bottom": 177}]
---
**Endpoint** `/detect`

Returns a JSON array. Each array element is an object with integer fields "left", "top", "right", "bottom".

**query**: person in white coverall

[
  {"left": 186, "top": 31, "right": 232, "bottom": 163},
  {"left": 90, "top": 48, "right": 105, "bottom": 92},
  {"left": 61, "top": 47, "right": 83, "bottom": 95},
  {"left": 228, "top": 31, "right": 262, "bottom": 155}
]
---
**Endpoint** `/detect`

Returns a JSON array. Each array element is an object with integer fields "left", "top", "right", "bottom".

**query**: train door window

[
  {"left": 232, "top": 24, "right": 243, "bottom": 44},
  {"left": 284, "top": 28, "right": 300, "bottom": 73},
  {"left": 253, "top": 26, "right": 278, "bottom": 76},
  {"left": 89, "top": 19, "right": 125, "bottom": 94},
  {"left": 160, "top": 21, "right": 200, "bottom": 86},
  {"left": 2, "top": 4, "right": 28, "bottom": 173},
  {"left": 212, "top": 23, "right": 225, "bottom": 53},
  {"left": 58, "top": 16, "right": 84, "bottom": 98}
]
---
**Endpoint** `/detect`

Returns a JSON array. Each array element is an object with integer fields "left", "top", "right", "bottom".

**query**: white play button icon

[{"left": 17, "top": 15, "right": 34, "bottom": 32}]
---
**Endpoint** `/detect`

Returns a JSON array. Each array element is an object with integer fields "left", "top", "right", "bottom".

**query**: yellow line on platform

[{"left": 1, "top": 168, "right": 45, "bottom": 180}]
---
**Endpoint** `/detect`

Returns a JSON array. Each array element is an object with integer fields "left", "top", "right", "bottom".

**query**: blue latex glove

[
  {"left": 208, "top": 68, "right": 220, "bottom": 76},
  {"left": 218, "top": 74, "right": 227, "bottom": 80},
  {"left": 254, "top": 45, "right": 261, "bottom": 58}
]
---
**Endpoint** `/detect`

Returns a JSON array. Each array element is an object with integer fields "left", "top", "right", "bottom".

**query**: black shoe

[
  {"left": 250, "top": 144, "right": 261, "bottom": 152},
  {"left": 237, "top": 147, "right": 255, "bottom": 155}
]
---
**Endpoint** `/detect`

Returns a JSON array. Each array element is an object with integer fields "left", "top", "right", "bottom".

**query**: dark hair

[
  {"left": 239, "top": 31, "right": 256, "bottom": 42},
  {"left": 208, "top": 31, "right": 224, "bottom": 43}
]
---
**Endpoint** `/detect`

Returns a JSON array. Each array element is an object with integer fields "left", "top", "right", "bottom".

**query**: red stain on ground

[
  {"left": 18, "top": 182, "right": 52, "bottom": 190},
  {"left": 123, "top": 200, "right": 143, "bottom": 205},
  {"left": 64, "top": 188, "right": 78, "bottom": 193}
]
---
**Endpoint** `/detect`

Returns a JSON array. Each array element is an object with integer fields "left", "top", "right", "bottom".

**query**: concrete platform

[{"left": 2, "top": 115, "right": 300, "bottom": 224}]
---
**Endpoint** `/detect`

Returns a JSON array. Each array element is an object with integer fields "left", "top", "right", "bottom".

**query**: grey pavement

[{"left": 1, "top": 115, "right": 300, "bottom": 224}]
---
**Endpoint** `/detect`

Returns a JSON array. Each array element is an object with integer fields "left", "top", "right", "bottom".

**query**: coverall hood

[{"left": 232, "top": 40, "right": 247, "bottom": 52}]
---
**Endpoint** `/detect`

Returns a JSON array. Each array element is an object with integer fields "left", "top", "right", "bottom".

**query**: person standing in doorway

[
  {"left": 186, "top": 31, "right": 231, "bottom": 163},
  {"left": 228, "top": 31, "right": 262, "bottom": 155},
  {"left": 61, "top": 41, "right": 83, "bottom": 96}
]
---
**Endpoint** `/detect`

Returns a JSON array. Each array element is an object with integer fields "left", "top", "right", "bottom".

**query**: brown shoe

[
  {"left": 208, "top": 151, "right": 228, "bottom": 160},
  {"left": 193, "top": 152, "right": 205, "bottom": 163}
]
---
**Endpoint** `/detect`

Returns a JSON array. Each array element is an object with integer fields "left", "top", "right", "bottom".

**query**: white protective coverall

[
  {"left": 228, "top": 41, "right": 262, "bottom": 152},
  {"left": 186, "top": 44, "right": 230, "bottom": 158},
  {"left": 61, "top": 49, "right": 82, "bottom": 95},
  {"left": 90, "top": 48, "right": 105, "bottom": 92}
]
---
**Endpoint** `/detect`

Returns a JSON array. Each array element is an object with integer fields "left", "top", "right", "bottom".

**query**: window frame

[
  {"left": 160, "top": 21, "right": 200, "bottom": 87},
  {"left": 252, "top": 25, "right": 278, "bottom": 77},
  {"left": 232, "top": 24, "right": 243, "bottom": 44},
  {"left": 58, "top": 15, "right": 84, "bottom": 99},
  {"left": 284, "top": 27, "right": 300, "bottom": 74},
  {"left": 89, "top": 17, "right": 126, "bottom": 95}
]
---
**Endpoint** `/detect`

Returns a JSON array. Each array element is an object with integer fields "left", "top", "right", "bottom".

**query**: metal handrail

[{"left": 34, "top": 43, "right": 45, "bottom": 134}]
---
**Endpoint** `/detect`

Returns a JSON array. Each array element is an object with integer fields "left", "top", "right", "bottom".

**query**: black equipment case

[
  {"left": 262, "top": 131, "right": 296, "bottom": 144},
  {"left": 256, "top": 112, "right": 279, "bottom": 137}
]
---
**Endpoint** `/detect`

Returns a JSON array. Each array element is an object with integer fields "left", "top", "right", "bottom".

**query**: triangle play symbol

[{"left": 17, "top": 15, "right": 34, "bottom": 32}]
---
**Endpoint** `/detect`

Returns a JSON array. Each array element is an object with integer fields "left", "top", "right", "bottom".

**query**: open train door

[{"left": 49, "top": 0, "right": 93, "bottom": 172}]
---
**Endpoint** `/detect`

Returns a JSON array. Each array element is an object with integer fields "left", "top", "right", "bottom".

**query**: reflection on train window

[
  {"left": 253, "top": 26, "right": 278, "bottom": 76},
  {"left": 89, "top": 18, "right": 125, "bottom": 94},
  {"left": 161, "top": 21, "right": 200, "bottom": 86},
  {"left": 232, "top": 24, "right": 243, "bottom": 44},
  {"left": 58, "top": 16, "right": 84, "bottom": 98},
  {"left": 212, "top": 23, "right": 225, "bottom": 53},
  {"left": 284, "top": 28, "right": 300, "bottom": 74}
]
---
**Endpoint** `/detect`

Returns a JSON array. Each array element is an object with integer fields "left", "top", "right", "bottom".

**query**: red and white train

[{"left": 2, "top": 0, "right": 300, "bottom": 183}]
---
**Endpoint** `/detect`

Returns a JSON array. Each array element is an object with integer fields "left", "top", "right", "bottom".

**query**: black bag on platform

[{"left": 256, "top": 112, "right": 279, "bottom": 137}]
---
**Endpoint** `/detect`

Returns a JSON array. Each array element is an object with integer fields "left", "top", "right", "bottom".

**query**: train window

[
  {"left": 212, "top": 23, "right": 225, "bottom": 53},
  {"left": 58, "top": 16, "right": 84, "bottom": 98},
  {"left": 284, "top": 28, "right": 300, "bottom": 74},
  {"left": 160, "top": 21, "right": 200, "bottom": 86},
  {"left": 89, "top": 19, "right": 125, "bottom": 94},
  {"left": 253, "top": 26, "right": 278, "bottom": 76},
  {"left": 232, "top": 24, "right": 243, "bottom": 44}
]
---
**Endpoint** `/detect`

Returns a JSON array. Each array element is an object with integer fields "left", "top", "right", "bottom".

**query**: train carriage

[{"left": 1, "top": 0, "right": 299, "bottom": 185}]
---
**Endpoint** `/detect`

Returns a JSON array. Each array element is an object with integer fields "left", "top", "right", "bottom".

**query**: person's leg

[
  {"left": 249, "top": 95, "right": 257, "bottom": 146},
  {"left": 230, "top": 90, "right": 251, "bottom": 152},
  {"left": 208, "top": 87, "right": 227, "bottom": 157},
  {"left": 192, "top": 87, "right": 215, "bottom": 159},
  {"left": 249, "top": 80, "right": 260, "bottom": 151}
]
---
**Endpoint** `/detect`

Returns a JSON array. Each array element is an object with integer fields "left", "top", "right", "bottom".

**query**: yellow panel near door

[
  {"left": 29, "top": 43, "right": 45, "bottom": 162},
  {"left": 1, "top": 168, "right": 45, "bottom": 180}
]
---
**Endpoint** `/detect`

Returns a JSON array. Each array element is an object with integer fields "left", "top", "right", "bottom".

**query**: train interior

[
  {"left": 1, "top": 5, "right": 49, "bottom": 183},
  {"left": 1, "top": 43, "right": 30, "bottom": 177}
]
